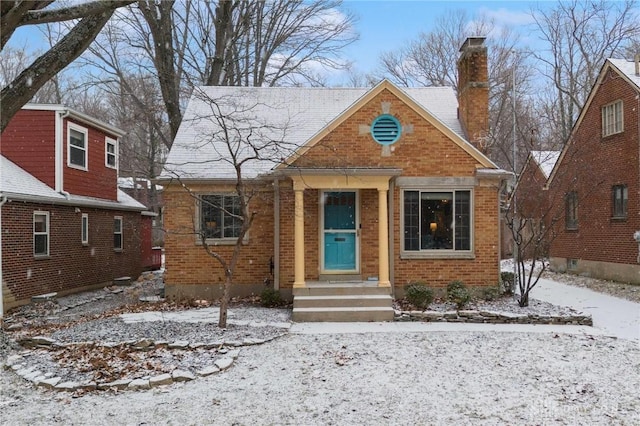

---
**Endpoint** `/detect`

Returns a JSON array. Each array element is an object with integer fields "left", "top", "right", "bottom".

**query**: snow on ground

[{"left": 1, "top": 331, "right": 638, "bottom": 425}]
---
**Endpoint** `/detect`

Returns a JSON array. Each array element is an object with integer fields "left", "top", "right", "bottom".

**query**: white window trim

[
  {"left": 105, "top": 137, "right": 118, "bottom": 169},
  {"left": 195, "top": 194, "right": 247, "bottom": 246},
  {"left": 33, "top": 211, "right": 50, "bottom": 257},
  {"left": 114, "top": 216, "right": 123, "bottom": 251},
  {"left": 67, "top": 122, "right": 88, "bottom": 171},
  {"left": 399, "top": 187, "right": 475, "bottom": 260},
  {"left": 81, "top": 213, "right": 89, "bottom": 245},
  {"left": 601, "top": 100, "right": 623, "bottom": 137}
]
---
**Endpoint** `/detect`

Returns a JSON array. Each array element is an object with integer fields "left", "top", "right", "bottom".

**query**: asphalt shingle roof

[{"left": 161, "top": 84, "right": 465, "bottom": 180}]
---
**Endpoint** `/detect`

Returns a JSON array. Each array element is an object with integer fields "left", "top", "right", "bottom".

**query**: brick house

[
  {"left": 0, "top": 105, "right": 150, "bottom": 313},
  {"left": 160, "top": 37, "right": 511, "bottom": 320},
  {"left": 506, "top": 151, "right": 561, "bottom": 258},
  {"left": 545, "top": 57, "right": 640, "bottom": 284}
]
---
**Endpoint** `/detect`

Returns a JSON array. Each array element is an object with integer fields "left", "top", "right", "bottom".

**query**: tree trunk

[
  {"left": 1, "top": 12, "right": 114, "bottom": 133},
  {"left": 218, "top": 272, "right": 232, "bottom": 328}
]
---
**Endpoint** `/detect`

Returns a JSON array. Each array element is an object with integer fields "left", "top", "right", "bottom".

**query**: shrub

[
  {"left": 481, "top": 286, "right": 501, "bottom": 301},
  {"left": 260, "top": 288, "right": 283, "bottom": 307},
  {"left": 500, "top": 272, "right": 515, "bottom": 295},
  {"left": 447, "top": 280, "right": 471, "bottom": 309},
  {"left": 405, "top": 282, "right": 434, "bottom": 310}
]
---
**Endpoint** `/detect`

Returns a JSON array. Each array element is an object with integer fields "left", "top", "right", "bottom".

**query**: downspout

[
  {"left": 55, "top": 109, "right": 70, "bottom": 195},
  {"left": 0, "top": 195, "right": 7, "bottom": 321},
  {"left": 388, "top": 178, "right": 395, "bottom": 299},
  {"left": 273, "top": 178, "right": 280, "bottom": 291}
]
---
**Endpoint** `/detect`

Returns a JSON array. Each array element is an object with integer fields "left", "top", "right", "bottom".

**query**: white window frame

[
  {"left": 196, "top": 194, "right": 246, "bottom": 245},
  {"left": 400, "top": 186, "right": 474, "bottom": 259},
  {"left": 601, "top": 100, "right": 623, "bottom": 137},
  {"left": 105, "top": 137, "right": 118, "bottom": 169},
  {"left": 68, "top": 122, "right": 88, "bottom": 170},
  {"left": 114, "top": 216, "right": 123, "bottom": 251},
  {"left": 33, "top": 211, "right": 50, "bottom": 257},
  {"left": 81, "top": 213, "right": 89, "bottom": 245}
]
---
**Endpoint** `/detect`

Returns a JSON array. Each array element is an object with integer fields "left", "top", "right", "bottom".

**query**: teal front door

[{"left": 322, "top": 191, "right": 358, "bottom": 272}]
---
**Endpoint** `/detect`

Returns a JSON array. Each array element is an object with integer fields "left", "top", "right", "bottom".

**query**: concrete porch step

[
  {"left": 293, "top": 285, "right": 391, "bottom": 297},
  {"left": 292, "top": 306, "right": 395, "bottom": 322},
  {"left": 293, "top": 294, "right": 392, "bottom": 309}
]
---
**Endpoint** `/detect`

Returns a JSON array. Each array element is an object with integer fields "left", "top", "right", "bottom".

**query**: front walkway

[{"left": 530, "top": 278, "right": 640, "bottom": 341}]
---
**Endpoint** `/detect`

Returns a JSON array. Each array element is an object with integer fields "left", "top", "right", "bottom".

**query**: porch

[{"left": 280, "top": 168, "right": 401, "bottom": 322}]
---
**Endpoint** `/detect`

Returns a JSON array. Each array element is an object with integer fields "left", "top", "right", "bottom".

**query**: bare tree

[
  {"left": 529, "top": 0, "right": 640, "bottom": 142},
  {"left": 163, "top": 88, "right": 298, "bottom": 327},
  {"left": 376, "top": 10, "right": 536, "bottom": 172},
  {"left": 0, "top": 0, "right": 135, "bottom": 132}
]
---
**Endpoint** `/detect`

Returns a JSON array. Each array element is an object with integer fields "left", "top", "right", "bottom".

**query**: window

[
  {"left": 105, "top": 138, "right": 117, "bottom": 169},
  {"left": 565, "top": 191, "right": 578, "bottom": 230},
  {"left": 200, "top": 194, "right": 241, "bottom": 240},
  {"left": 612, "top": 185, "right": 628, "bottom": 218},
  {"left": 81, "top": 213, "right": 89, "bottom": 245},
  {"left": 602, "top": 100, "right": 623, "bottom": 137},
  {"left": 34, "top": 212, "right": 49, "bottom": 257},
  {"left": 68, "top": 123, "right": 88, "bottom": 169},
  {"left": 114, "top": 216, "right": 123, "bottom": 250},
  {"left": 403, "top": 190, "right": 471, "bottom": 252}
]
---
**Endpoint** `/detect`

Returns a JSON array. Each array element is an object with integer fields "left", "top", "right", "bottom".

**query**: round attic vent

[{"left": 371, "top": 114, "right": 401, "bottom": 145}]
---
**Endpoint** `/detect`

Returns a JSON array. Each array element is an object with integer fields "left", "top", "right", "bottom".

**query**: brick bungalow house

[
  {"left": 160, "top": 37, "right": 511, "bottom": 321},
  {"left": 545, "top": 57, "right": 640, "bottom": 284},
  {"left": 0, "top": 105, "right": 150, "bottom": 313}
]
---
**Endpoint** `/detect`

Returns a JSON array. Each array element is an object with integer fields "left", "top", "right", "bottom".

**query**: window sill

[
  {"left": 400, "top": 251, "right": 475, "bottom": 260},
  {"left": 114, "top": 249, "right": 123, "bottom": 253},
  {"left": 196, "top": 238, "right": 247, "bottom": 246},
  {"left": 34, "top": 255, "right": 51, "bottom": 260},
  {"left": 601, "top": 131, "right": 623, "bottom": 140},
  {"left": 611, "top": 216, "right": 627, "bottom": 222},
  {"left": 565, "top": 226, "right": 578, "bottom": 232},
  {"left": 67, "top": 163, "right": 88, "bottom": 171}
]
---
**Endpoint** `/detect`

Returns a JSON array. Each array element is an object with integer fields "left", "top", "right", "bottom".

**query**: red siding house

[
  {"left": 0, "top": 105, "right": 150, "bottom": 313},
  {"left": 159, "top": 38, "right": 511, "bottom": 321},
  {"left": 546, "top": 58, "right": 640, "bottom": 284}
]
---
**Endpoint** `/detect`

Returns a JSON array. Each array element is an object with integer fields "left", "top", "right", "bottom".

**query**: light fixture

[{"left": 430, "top": 222, "right": 437, "bottom": 233}]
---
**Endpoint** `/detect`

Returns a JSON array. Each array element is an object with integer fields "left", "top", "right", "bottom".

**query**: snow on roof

[
  {"left": 161, "top": 84, "right": 464, "bottom": 180},
  {"left": 1, "top": 156, "right": 146, "bottom": 211},
  {"left": 0, "top": 156, "right": 64, "bottom": 200},
  {"left": 118, "top": 177, "right": 163, "bottom": 191},
  {"left": 531, "top": 151, "right": 560, "bottom": 178},
  {"left": 608, "top": 58, "right": 640, "bottom": 89}
]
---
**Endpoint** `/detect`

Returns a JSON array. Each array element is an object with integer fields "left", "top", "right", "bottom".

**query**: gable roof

[
  {"left": 0, "top": 156, "right": 146, "bottom": 211},
  {"left": 547, "top": 58, "right": 640, "bottom": 186},
  {"left": 160, "top": 80, "right": 496, "bottom": 181},
  {"left": 531, "top": 151, "right": 560, "bottom": 179}
]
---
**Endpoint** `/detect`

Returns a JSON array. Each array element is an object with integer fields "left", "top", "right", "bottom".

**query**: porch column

[
  {"left": 378, "top": 188, "right": 391, "bottom": 287},
  {"left": 293, "top": 187, "right": 306, "bottom": 288}
]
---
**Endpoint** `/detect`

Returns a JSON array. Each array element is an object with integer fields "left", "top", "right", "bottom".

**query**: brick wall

[
  {"left": 549, "top": 67, "right": 639, "bottom": 266},
  {"left": 163, "top": 183, "right": 275, "bottom": 292},
  {"left": 2, "top": 201, "right": 142, "bottom": 310}
]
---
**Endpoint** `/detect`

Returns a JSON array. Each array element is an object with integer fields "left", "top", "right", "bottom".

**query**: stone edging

[
  {"left": 394, "top": 309, "right": 593, "bottom": 325},
  {"left": 4, "top": 333, "right": 287, "bottom": 393}
]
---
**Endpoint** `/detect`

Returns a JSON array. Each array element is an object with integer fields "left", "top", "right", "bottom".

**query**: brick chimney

[{"left": 457, "top": 37, "right": 489, "bottom": 153}]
